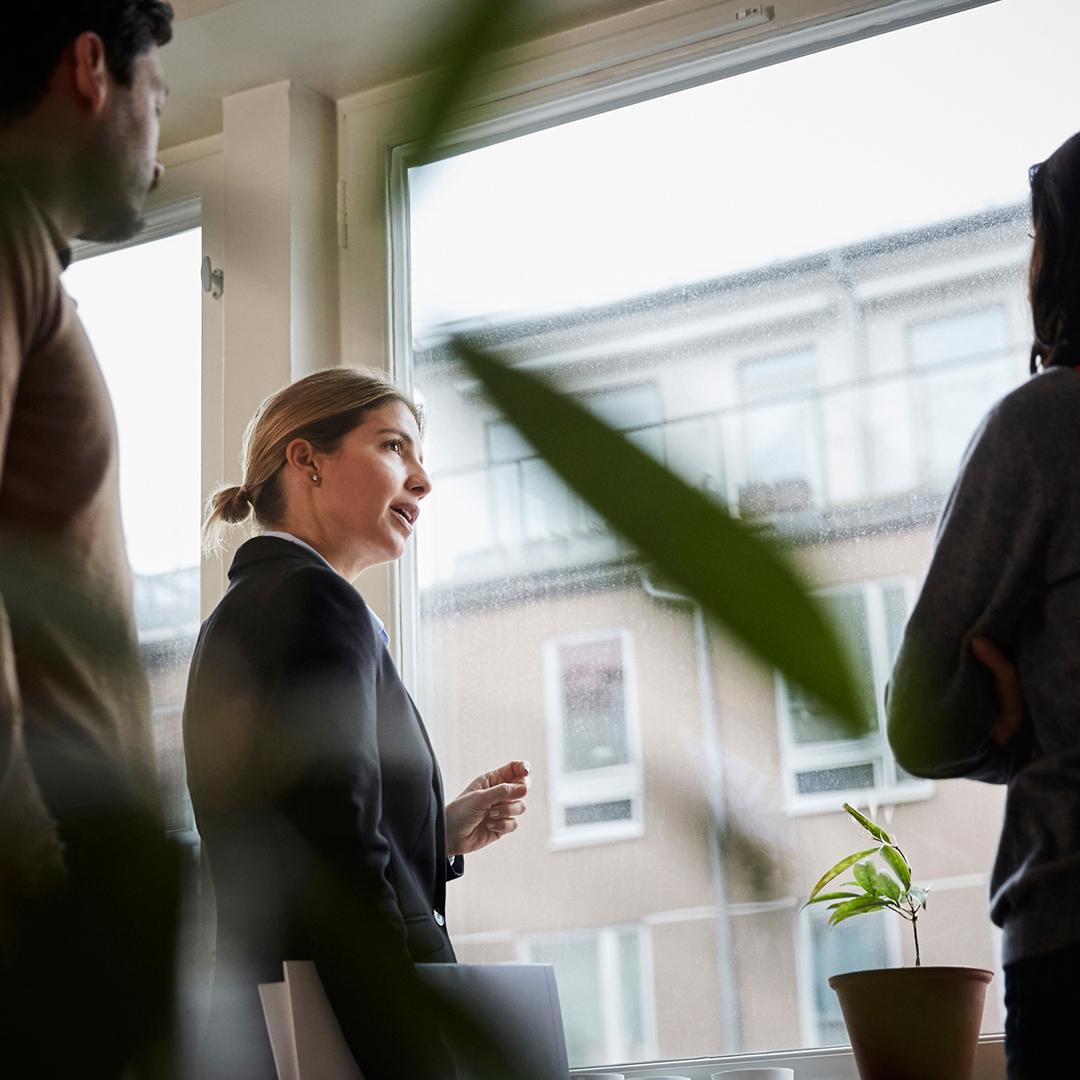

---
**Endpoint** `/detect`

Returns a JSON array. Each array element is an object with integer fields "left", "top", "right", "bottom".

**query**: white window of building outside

[
  {"left": 737, "top": 349, "right": 820, "bottom": 516},
  {"left": 544, "top": 629, "right": 644, "bottom": 848},
  {"left": 523, "top": 925, "right": 655, "bottom": 1066},
  {"left": 777, "top": 580, "right": 930, "bottom": 814},
  {"left": 802, "top": 904, "right": 898, "bottom": 1046},
  {"left": 407, "top": 0, "right": 1078, "bottom": 1065},
  {"left": 908, "top": 305, "right": 1013, "bottom": 488}
]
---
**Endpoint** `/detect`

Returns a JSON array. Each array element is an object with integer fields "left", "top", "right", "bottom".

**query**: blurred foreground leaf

[
  {"left": 412, "top": 0, "right": 528, "bottom": 162},
  {"left": 454, "top": 341, "right": 868, "bottom": 734}
]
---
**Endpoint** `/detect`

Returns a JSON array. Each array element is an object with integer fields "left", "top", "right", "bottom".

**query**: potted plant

[{"left": 805, "top": 804, "right": 992, "bottom": 1080}]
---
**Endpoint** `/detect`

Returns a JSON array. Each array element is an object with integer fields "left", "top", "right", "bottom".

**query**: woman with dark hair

[
  {"left": 888, "top": 130, "right": 1080, "bottom": 1079},
  {"left": 185, "top": 367, "right": 530, "bottom": 1080}
]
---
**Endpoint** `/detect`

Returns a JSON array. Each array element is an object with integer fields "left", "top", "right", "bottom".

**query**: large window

[
  {"left": 63, "top": 226, "right": 203, "bottom": 840},
  {"left": 407, "top": 0, "right": 1079, "bottom": 1065}
]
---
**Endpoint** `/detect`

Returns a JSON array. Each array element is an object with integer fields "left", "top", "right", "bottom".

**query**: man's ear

[{"left": 70, "top": 32, "right": 110, "bottom": 116}]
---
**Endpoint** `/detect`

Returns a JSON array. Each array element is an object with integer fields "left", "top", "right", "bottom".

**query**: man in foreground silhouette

[{"left": 0, "top": 3, "right": 178, "bottom": 1077}]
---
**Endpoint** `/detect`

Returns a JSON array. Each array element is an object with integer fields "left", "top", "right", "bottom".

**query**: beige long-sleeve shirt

[{"left": 0, "top": 176, "right": 158, "bottom": 919}]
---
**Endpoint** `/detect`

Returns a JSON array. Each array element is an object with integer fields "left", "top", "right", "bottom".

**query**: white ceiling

[{"left": 160, "top": 0, "right": 669, "bottom": 148}]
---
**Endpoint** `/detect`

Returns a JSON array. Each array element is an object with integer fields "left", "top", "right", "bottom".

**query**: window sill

[
  {"left": 784, "top": 781, "right": 934, "bottom": 818},
  {"left": 572, "top": 1032, "right": 1006, "bottom": 1079}
]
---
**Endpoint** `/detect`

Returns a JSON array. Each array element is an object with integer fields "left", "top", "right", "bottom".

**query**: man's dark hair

[{"left": 0, "top": 1, "right": 173, "bottom": 127}]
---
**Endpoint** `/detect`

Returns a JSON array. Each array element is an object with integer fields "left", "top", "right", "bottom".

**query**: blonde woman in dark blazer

[{"left": 184, "top": 368, "right": 529, "bottom": 1080}]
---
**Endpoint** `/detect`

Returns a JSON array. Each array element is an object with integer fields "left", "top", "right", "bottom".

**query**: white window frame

[
  {"left": 519, "top": 923, "right": 658, "bottom": 1066},
  {"left": 544, "top": 628, "right": 645, "bottom": 849},
  {"left": 777, "top": 577, "right": 933, "bottom": 815}
]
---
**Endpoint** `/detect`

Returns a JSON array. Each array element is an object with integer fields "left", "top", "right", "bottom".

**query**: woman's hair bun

[
  {"left": 216, "top": 484, "right": 253, "bottom": 525},
  {"left": 202, "top": 484, "right": 254, "bottom": 554}
]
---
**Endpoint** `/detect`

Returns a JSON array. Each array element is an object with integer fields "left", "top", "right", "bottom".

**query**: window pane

[
  {"left": 787, "top": 591, "right": 876, "bottom": 744},
  {"left": 796, "top": 762, "right": 876, "bottom": 796},
  {"left": 883, "top": 586, "right": 909, "bottom": 667},
  {"left": 529, "top": 934, "right": 605, "bottom": 1066},
  {"left": 583, "top": 384, "right": 662, "bottom": 430},
  {"left": 62, "top": 229, "right": 202, "bottom": 836},
  {"left": 809, "top": 907, "right": 892, "bottom": 1045},
  {"left": 560, "top": 638, "right": 629, "bottom": 772},
  {"left": 566, "top": 800, "right": 634, "bottom": 826},
  {"left": 408, "top": 0, "right": 1071, "bottom": 1062},
  {"left": 909, "top": 308, "right": 1008, "bottom": 369},
  {"left": 910, "top": 308, "right": 1012, "bottom": 486},
  {"left": 488, "top": 420, "right": 534, "bottom": 464}
]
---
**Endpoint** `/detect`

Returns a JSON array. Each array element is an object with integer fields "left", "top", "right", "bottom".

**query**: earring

[{"left": 312, "top": 472, "right": 320, "bottom": 484}]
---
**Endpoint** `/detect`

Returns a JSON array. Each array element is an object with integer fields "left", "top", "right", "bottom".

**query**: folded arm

[{"left": 887, "top": 401, "right": 1046, "bottom": 783}]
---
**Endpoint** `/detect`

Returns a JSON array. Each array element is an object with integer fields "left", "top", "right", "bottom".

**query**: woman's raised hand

[
  {"left": 445, "top": 760, "right": 531, "bottom": 856},
  {"left": 971, "top": 637, "right": 1025, "bottom": 746}
]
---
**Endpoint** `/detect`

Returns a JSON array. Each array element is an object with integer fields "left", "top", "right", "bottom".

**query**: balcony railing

[{"left": 418, "top": 344, "right": 1027, "bottom": 589}]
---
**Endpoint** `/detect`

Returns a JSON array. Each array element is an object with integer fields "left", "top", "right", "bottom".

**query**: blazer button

[{"left": 434, "top": 909, "right": 445, "bottom": 926}]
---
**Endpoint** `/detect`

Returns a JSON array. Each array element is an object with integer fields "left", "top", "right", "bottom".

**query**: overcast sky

[
  {"left": 64, "top": 229, "right": 202, "bottom": 578},
  {"left": 410, "top": 0, "right": 1080, "bottom": 336},
  {"left": 62, "top": 0, "right": 1080, "bottom": 578}
]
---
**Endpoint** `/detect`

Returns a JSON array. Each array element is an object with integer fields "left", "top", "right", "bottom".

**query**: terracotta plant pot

[{"left": 829, "top": 966, "right": 992, "bottom": 1080}]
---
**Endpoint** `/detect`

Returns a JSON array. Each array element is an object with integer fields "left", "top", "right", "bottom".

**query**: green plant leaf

[
  {"left": 455, "top": 342, "right": 869, "bottom": 733},
  {"left": 828, "top": 895, "right": 894, "bottom": 926},
  {"left": 803, "top": 891, "right": 861, "bottom": 907},
  {"left": 872, "top": 866, "right": 902, "bottom": 902},
  {"left": 880, "top": 844, "right": 911, "bottom": 889},
  {"left": 852, "top": 861, "right": 877, "bottom": 895},
  {"left": 411, "top": 0, "right": 528, "bottom": 162},
  {"left": 842, "top": 802, "right": 893, "bottom": 844},
  {"left": 807, "top": 848, "right": 881, "bottom": 901},
  {"left": 909, "top": 885, "right": 929, "bottom": 909}
]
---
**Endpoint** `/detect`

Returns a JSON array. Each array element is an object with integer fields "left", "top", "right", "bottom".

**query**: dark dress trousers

[{"left": 183, "top": 537, "right": 460, "bottom": 1080}]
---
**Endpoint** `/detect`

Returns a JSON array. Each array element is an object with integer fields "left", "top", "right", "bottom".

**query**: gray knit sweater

[{"left": 888, "top": 366, "right": 1080, "bottom": 966}]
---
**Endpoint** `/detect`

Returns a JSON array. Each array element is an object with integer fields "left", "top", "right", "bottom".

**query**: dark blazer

[{"left": 183, "top": 536, "right": 460, "bottom": 1079}]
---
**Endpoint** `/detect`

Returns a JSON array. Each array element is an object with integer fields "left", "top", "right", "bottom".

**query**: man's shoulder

[
  {"left": 0, "top": 176, "right": 47, "bottom": 239},
  {"left": 0, "top": 175, "right": 61, "bottom": 283}
]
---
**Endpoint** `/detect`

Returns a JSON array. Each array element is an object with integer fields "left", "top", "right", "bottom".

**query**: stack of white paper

[{"left": 259, "top": 961, "right": 364, "bottom": 1080}]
